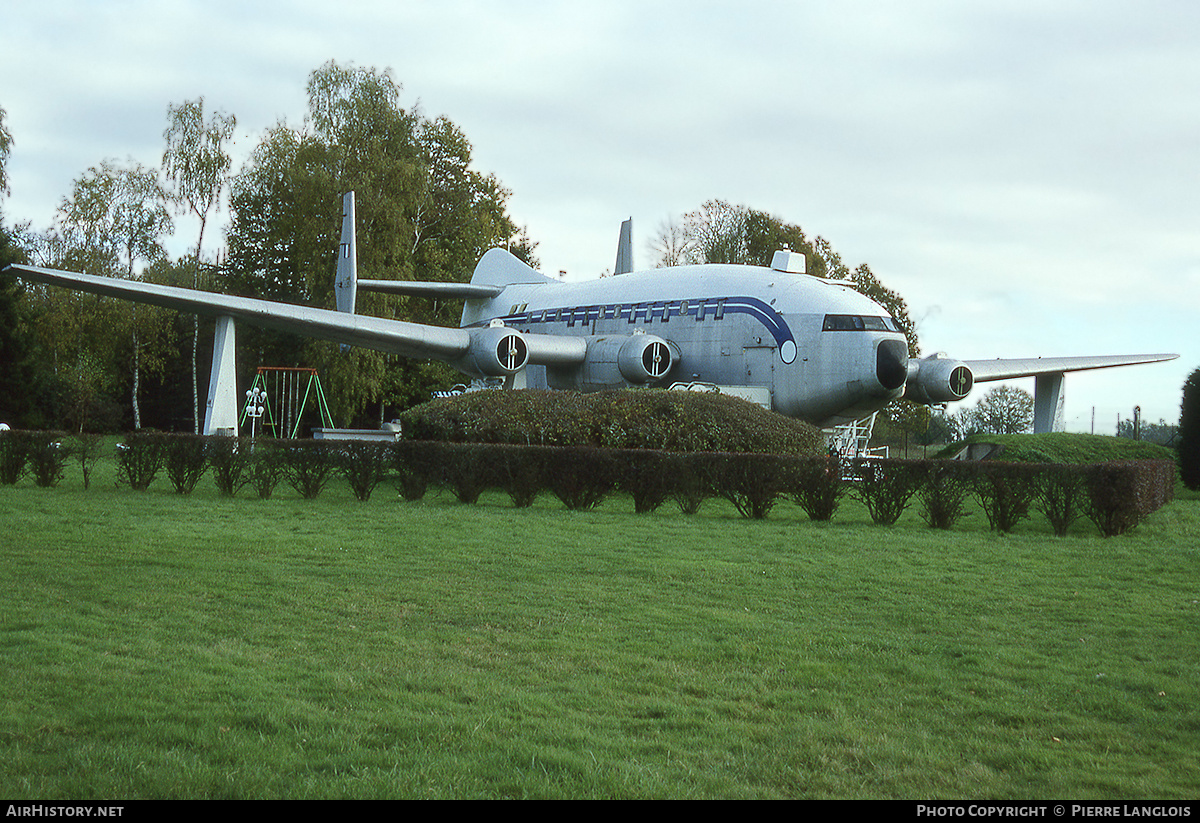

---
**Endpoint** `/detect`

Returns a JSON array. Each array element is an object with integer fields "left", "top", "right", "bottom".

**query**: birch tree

[
  {"left": 163, "top": 98, "right": 237, "bottom": 432},
  {"left": 58, "top": 159, "right": 173, "bottom": 428}
]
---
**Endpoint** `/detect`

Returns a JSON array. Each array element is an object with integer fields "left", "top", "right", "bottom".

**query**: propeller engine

[{"left": 904, "top": 353, "right": 974, "bottom": 404}]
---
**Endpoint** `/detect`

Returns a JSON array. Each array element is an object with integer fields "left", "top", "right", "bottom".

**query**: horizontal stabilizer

[
  {"left": 964, "top": 353, "right": 1178, "bottom": 383},
  {"left": 358, "top": 279, "right": 503, "bottom": 299}
]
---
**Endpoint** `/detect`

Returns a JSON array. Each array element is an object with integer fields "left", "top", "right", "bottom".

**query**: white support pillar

[
  {"left": 1033, "top": 372, "right": 1064, "bottom": 433},
  {"left": 203, "top": 315, "right": 239, "bottom": 436}
]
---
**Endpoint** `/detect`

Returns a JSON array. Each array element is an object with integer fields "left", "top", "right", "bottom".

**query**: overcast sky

[{"left": 2, "top": 0, "right": 1196, "bottom": 431}]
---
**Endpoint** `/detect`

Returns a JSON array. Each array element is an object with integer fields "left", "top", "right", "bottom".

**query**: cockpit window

[{"left": 823, "top": 314, "right": 900, "bottom": 332}]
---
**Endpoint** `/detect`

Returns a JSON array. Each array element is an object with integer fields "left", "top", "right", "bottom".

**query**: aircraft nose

[{"left": 876, "top": 339, "right": 908, "bottom": 391}]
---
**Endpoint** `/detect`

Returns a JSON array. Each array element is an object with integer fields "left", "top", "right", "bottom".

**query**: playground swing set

[{"left": 239, "top": 367, "right": 334, "bottom": 439}]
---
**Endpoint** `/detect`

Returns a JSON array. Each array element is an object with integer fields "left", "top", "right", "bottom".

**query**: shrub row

[
  {"left": 393, "top": 444, "right": 1175, "bottom": 536},
  {"left": 3, "top": 430, "right": 1176, "bottom": 536},
  {"left": 109, "top": 433, "right": 395, "bottom": 502},
  {"left": 0, "top": 429, "right": 102, "bottom": 489}
]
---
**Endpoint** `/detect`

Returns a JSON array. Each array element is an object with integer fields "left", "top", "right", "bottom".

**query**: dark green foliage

[
  {"left": 543, "top": 446, "right": 618, "bottom": 510},
  {"left": 917, "top": 461, "right": 972, "bottom": 530},
  {"left": 69, "top": 433, "right": 105, "bottom": 490},
  {"left": 400, "top": 389, "right": 825, "bottom": 455},
  {"left": 695, "top": 451, "right": 791, "bottom": 519},
  {"left": 27, "top": 431, "right": 68, "bottom": 488},
  {"left": 116, "top": 431, "right": 167, "bottom": 491},
  {"left": 668, "top": 453, "right": 709, "bottom": 515},
  {"left": 282, "top": 440, "right": 337, "bottom": 500},
  {"left": 789, "top": 456, "right": 847, "bottom": 521},
  {"left": 850, "top": 459, "right": 923, "bottom": 526},
  {"left": 1181, "top": 368, "right": 1200, "bottom": 491},
  {"left": 164, "top": 434, "right": 209, "bottom": 494},
  {"left": 0, "top": 429, "right": 30, "bottom": 484},
  {"left": 491, "top": 443, "right": 544, "bottom": 508},
  {"left": 617, "top": 449, "right": 675, "bottom": 514},
  {"left": 245, "top": 440, "right": 285, "bottom": 499},
  {"left": 1083, "top": 460, "right": 1176, "bottom": 537},
  {"left": 339, "top": 441, "right": 391, "bottom": 502},
  {"left": 1037, "top": 464, "right": 1088, "bottom": 537},
  {"left": 393, "top": 440, "right": 440, "bottom": 501},
  {"left": 208, "top": 436, "right": 250, "bottom": 496},
  {"left": 972, "top": 462, "right": 1039, "bottom": 533},
  {"left": 225, "top": 62, "right": 530, "bottom": 419},
  {"left": 440, "top": 442, "right": 500, "bottom": 505}
]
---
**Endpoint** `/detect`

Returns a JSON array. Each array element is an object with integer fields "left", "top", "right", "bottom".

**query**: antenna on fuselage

[{"left": 614, "top": 217, "right": 633, "bottom": 275}]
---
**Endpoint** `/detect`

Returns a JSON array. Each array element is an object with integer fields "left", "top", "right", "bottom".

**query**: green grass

[{"left": 2, "top": 453, "right": 1198, "bottom": 798}]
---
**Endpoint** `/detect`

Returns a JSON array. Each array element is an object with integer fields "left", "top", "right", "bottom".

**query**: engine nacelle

[
  {"left": 904, "top": 353, "right": 974, "bottom": 404},
  {"left": 546, "top": 333, "right": 679, "bottom": 391},
  {"left": 459, "top": 325, "right": 529, "bottom": 377}
]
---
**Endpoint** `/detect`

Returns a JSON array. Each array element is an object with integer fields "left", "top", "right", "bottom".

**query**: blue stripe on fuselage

[{"left": 484, "top": 295, "right": 796, "bottom": 349}]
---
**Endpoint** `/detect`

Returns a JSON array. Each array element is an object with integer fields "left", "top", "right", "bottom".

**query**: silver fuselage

[{"left": 461, "top": 263, "right": 908, "bottom": 427}]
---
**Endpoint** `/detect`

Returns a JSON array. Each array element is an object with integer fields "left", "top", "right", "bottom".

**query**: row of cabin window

[{"left": 513, "top": 299, "right": 729, "bottom": 326}]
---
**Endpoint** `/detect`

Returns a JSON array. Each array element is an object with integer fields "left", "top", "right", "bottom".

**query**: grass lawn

[{"left": 2, "top": 454, "right": 1198, "bottom": 799}]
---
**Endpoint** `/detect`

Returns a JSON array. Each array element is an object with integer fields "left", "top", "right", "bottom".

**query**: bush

[
  {"left": 0, "top": 429, "right": 30, "bottom": 484},
  {"left": 850, "top": 459, "right": 923, "bottom": 526},
  {"left": 400, "top": 389, "right": 825, "bottom": 455},
  {"left": 393, "top": 441, "right": 440, "bottom": 501},
  {"left": 116, "top": 431, "right": 167, "bottom": 491},
  {"left": 440, "top": 442, "right": 500, "bottom": 504},
  {"left": 789, "top": 456, "right": 847, "bottom": 521},
  {"left": 617, "top": 449, "right": 676, "bottom": 514},
  {"left": 208, "top": 437, "right": 250, "bottom": 496},
  {"left": 28, "top": 432, "right": 69, "bottom": 488},
  {"left": 917, "top": 461, "right": 972, "bottom": 530},
  {"left": 1037, "top": 464, "right": 1087, "bottom": 537},
  {"left": 1084, "top": 460, "right": 1176, "bottom": 537},
  {"left": 69, "top": 433, "right": 105, "bottom": 490},
  {"left": 283, "top": 441, "right": 337, "bottom": 500},
  {"left": 340, "top": 441, "right": 392, "bottom": 503},
  {"left": 492, "top": 443, "right": 544, "bottom": 508},
  {"left": 164, "top": 434, "right": 209, "bottom": 494},
  {"left": 668, "top": 453, "right": 709, "bottom": 515},
  {"left": 245, "top": 440, "right": 285, "bottom": 499},
  {"left": 693, "top": 452, "right": 791, "bottom": 520},
  {"left": 543, "top": 446, "right": 617, "bottom": 510},
  {"left": 973, "top": 463, "right": 1039, "bottom": 533}
]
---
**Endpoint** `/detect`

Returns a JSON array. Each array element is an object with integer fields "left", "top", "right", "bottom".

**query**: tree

[
  {"left": 0, "top": 104, "right": 12, "bottom": 204},
  {"left": 647, "top": 215, "right": 694, "bottom": 268},
  {"left": 0, "top": 223, "right": 43, "bottom": 427},
  {"left": 57, "top": 159, "right": 174, "bottom": 428},
  {"left": 964, "top": 386, "right": 1034, "bottom": 435},
  {"left": 163, "top": 98, "right": 237, "bottom": 432},
  {"left": 1180, "top": 368, "right": 1200, "bottom": 490},
  {"left": 226, "top": 61, "right": 531, "bottom": 424}
]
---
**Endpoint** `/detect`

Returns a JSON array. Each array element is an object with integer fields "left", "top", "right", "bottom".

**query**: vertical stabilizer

[
  {"left": 335, "top": 192, "right": 357, "bottom": 314},
  {"left": 614, "top": 217, "right": 633, "bottom": 275}
]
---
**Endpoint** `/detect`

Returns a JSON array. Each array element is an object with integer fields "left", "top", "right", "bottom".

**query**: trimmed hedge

[
  {"left": 400, "top": 389, "right": 826, "bottom": 456},
  {"left": 0, "top": 429, "right": 1178, "bottom": 536}
]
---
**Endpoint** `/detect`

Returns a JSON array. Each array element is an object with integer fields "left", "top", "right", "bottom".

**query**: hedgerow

[{"left": 0, "top": 429, "right": 1179, "bottom": 537}]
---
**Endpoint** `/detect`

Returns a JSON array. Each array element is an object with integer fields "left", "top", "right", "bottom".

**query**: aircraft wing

[
  {"left": 963, "top": 354, "right": 1179, "bottom": 383},
  {"left": 6, "top": 264, "right": 476, "bottom": 360}
]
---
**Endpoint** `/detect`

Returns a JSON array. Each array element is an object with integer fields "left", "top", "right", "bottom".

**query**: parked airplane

[{"left": 2, "top": 192, "right": 1177, "bottom": 434}]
